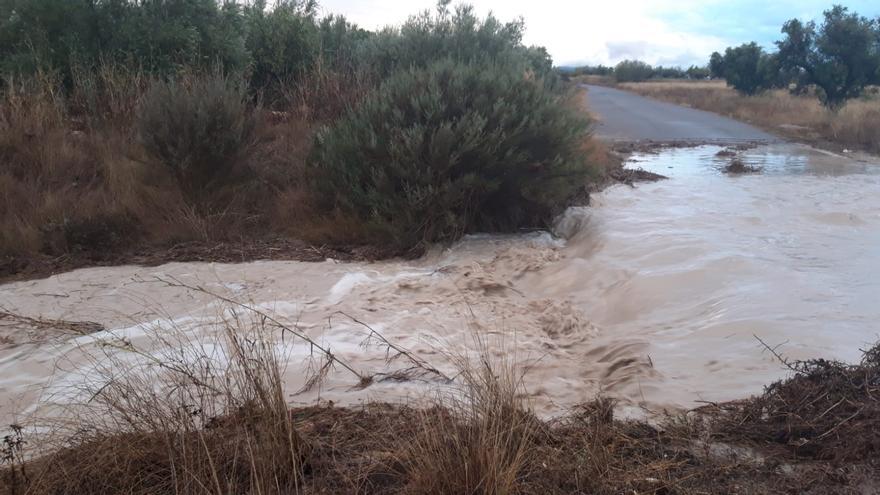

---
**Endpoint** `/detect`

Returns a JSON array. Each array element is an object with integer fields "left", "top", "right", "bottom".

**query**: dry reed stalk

[{"left": 402, "top": 333, "right": 536, "bottom": 494}]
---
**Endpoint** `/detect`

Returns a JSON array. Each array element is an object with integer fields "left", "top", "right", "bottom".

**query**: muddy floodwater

[{"left": 2, "top": 144, "right": 879, "bottom": 423}]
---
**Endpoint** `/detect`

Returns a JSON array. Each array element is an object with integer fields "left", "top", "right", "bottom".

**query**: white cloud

[{"left": 317, "top": 0, "right": 729, "bottom": 67}]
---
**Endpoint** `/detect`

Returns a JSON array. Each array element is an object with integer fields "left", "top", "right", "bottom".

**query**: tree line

[
  {"left": 562, "top": 61, "right": 710, "bottom": 82},
  {"left": 711, "top": 5, "right": 880, "bottom": 109},
  {"left": 0, "top": 0, "right": 556, "bottom": 105}
]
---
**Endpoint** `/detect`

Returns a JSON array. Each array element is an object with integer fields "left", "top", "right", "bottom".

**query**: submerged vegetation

[{"left": 0, "top": 0, "right": 604, "bottom": 278}]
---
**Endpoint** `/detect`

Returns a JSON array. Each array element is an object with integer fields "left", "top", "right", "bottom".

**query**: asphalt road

[{"left": 583, "top": 84, "right": 779, "bottom": 144}]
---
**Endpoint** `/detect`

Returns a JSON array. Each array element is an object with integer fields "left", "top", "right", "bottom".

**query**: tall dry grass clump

[
  {"left": 12, "top": 312, "right": 305, "bottom": 495},
  {"left": 0, "top": 67, "right": 331, "bottom": 272},
  {"left": 619, "top": 80, "right": 880, "bottom": 154},
  {"left": 403, "top": 340, "right": 535, "bottom": 494},
  {"left": 825, "top": 100, "right": 880, "bottom": 152},
  {"left": 0, "top": 72, "right": 141, "bottom": 260}
]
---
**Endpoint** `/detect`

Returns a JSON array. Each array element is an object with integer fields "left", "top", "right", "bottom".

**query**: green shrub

[
  {"left": 310, "top": 59, "right": 591, "bottom": 250},
  {"left": 136, "top": 74, "right": 257, "bottom": 203}
]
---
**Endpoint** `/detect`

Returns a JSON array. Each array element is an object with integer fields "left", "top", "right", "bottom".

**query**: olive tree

[{"left": 777, "top": 6, "right": 880, "bottom": 109}]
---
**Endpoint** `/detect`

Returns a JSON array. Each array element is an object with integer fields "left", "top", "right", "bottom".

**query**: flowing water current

[{"left": 2, "top": 144, "right": 879, "bottom": 423}]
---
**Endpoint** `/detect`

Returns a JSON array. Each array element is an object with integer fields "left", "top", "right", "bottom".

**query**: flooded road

[
  {"left": 545, "top": 144, "right": 880, "bottom": 411},
  {"left": 1, "top": 143, "right": 879, "bottom": 422}
]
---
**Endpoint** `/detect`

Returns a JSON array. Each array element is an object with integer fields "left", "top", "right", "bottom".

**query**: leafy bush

[
  {"left": 136, "top": 74, "right": 257, "bottom": 203},
  {"left": 653, "top": 65, "right": 688, "bottom": 79},
  {"left": 310, "top": 59, "right": 591, "bottom": 249}
]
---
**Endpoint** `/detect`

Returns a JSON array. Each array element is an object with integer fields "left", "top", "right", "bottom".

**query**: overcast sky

[{"left": 318, "top": 0, "right": 879, "bottom": 67}]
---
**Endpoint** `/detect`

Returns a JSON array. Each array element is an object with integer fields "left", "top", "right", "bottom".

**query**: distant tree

[
  {"left": 721, "top": 42, "right": 770, "bottom": 95},
  {"left": 613, "top": 59, "right": 654, "bottom": 82},
  {"left": 708, "top": 51, "right": 725, "bottom": 78},
  {"left": 654, "top": 65, "right": 686, "bottom": 79},
  {"left": 776, "top": 6, "right": 880, "bottom": 109},
  {"left": 569, "top": 64, "right": 614, "bottom": 77},
  {"left": 686, "top": 65, "right": 710, "bottom": 79}
]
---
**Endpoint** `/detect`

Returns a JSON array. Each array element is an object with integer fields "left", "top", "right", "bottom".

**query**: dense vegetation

[
  {"left": 0, "top": 0, "right": 599, "bottom": 273},
  {"left": 0, "top": 0, "right": 367, "bottom": 101},
  {"left": 711, "top": 4, "right": 880, "bottom": 108}
]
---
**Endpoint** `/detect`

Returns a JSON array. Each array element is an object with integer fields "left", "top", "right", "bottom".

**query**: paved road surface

[{"left": 583, "top": 84, "right": 779, "bottom": 144}]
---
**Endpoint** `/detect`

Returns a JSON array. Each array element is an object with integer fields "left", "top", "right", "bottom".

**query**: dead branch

[
  {"left": 147, "top": 275, "right": 366, "bottom": 384},
  {"left": 753, "top": 334, "right": 800, "bottom": 373},
  {"left": 329, "top": 311, "right": 452, "bottom": 383}
]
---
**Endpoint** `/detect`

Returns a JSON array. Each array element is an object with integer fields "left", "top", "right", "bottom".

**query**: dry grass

[
  {"left": 4, "top": 310, "right": 305, "bottom": 495},
  {"left": 571, "top": 87, "right": 623, "bottom": 187},
  {"left": 0, "top": 298, "right": 539, "bottom": 495},
  {"left": 619, "top": 80, "right": 880, "bottom": 154},
  {"left": 403, "top": 339, "right": 535, "bottom": 495},
  {"left": 0, "top": 68, "right": 376, "bottom": 277},
  {"left": 0, "top": 278, "right": 522, "bottom": 493}
]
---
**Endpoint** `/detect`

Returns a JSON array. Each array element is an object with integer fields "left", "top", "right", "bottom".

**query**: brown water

[{"left": 2, "top": 143, "right": 879, "bottom": 423}]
